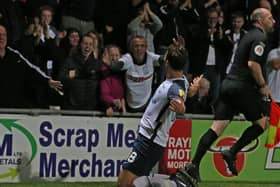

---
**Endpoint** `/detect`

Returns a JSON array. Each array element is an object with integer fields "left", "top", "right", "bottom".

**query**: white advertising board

[{"left": 0, "top": 114, "right": 138, "bottom": 182}]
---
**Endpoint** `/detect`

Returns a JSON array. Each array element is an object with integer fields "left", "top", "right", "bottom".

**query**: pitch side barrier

[{"left": 0, "top": 109, "right": 279, "bottom": 183}]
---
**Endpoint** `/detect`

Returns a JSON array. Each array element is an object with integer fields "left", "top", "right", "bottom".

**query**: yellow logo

[{"left": 179, "top": 89, "right": 185, "bottom": 98}]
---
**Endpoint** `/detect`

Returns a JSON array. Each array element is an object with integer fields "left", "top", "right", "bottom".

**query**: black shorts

[
  {"left": 122, "top": 134, "right": 165, "bottom": 176},
  {"left": 214, "top": 79, "right": 268, "bottom": 121}
]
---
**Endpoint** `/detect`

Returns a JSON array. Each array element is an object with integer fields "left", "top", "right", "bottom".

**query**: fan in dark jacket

[
  {"left": 0, "top": 25, "right": 63, "bottom": 108},
  {"left": 58, "top": 34, "right": 101, "bottom": 110}
]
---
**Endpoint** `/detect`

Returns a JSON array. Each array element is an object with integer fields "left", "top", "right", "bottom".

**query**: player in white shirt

[
  {"left": 110, "top": 35, "right": 160, "bottom": 112},
  {"left": 120, "top": 50, "right": 159, "bottom": 110},
  {"left": 117, "top": 40, "right": 201, "bottom": 187}
]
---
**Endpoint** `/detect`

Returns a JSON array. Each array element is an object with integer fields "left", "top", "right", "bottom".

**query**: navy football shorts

[{"left": 122, "top": 134, "right": 165, "bottom": 176}]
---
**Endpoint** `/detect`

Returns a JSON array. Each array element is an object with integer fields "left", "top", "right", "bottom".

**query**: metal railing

[{"left": 0, "top": 108, "right": 246, "bottom": 120}]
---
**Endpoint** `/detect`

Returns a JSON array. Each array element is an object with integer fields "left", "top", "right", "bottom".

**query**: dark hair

[
  {"left": 59, "top": 27, "right": 80, "bottom": 52},
  {"left": 104, "top": 44, "right": 122, "bottom": 54},
  {"left": 207, "top": 7, "right": 218, "bottom": 16},
  {"left": 231, "top": 11, "right": 244, "bottom": 20},
  {"left": 66, "top": 27, "right": 80, "bottom": 36},
  {"left": 39, "top": 5, "right": 54, "bottom": 16},
  {"left": 165, "top": 44, "right": 187, "bottom": 71}
]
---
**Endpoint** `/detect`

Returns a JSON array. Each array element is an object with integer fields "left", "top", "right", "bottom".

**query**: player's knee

[
  {"left": 118, "top": 169, "right": 137, "bottom": 187},
  {"left": 133, "top": 176, "right": 151, "bottom": 187},
  {"left": 118, "top": 177, "right": 134, "bottom": 187}
]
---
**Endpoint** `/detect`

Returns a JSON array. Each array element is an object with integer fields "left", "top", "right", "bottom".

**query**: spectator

[
  {"left": 101, "top": 45, "right": 126, "bottom": 116},
  {"left": 86, "top": 30, "right": 103, "bottom": 60},
  {"left": 18, "top": 17, "right": 41, "bottom": 65},
  {"left": 58, "top": 34, "right": 101, "bottom": 110},
  {"left": 189, "top": 7, "right": 230, "bottom": 104},
  {"left": 20, "top": 10, "right": 64, "bottom": 78},
  {"left": 110, "top": 35, "right": 161, "bottom": 112},
  {"left": 29, "top": 5, "right": 61, "bottom": 108},
  {"left": 266, "top": 47, "right": 280, "bottom": 106},
  {"left": 22, "top": 0, "right": 61, "bottom": 28},
  {"left": 217, "top": 6, "right": 225, "bottom": 28},
  {"left": 186, "top": 77, "right": 212, "bottom": 114},
  {"left": 225, "top": 11, "right": 247, "bottom": 74},
  {"left": 35, "top": 5, "right": 57, "bottom": 46},
  {"left": 22, "top": 5, "right": 60, "bottom": 78},
  {"left": 50, "top": 28, "right": 80, "bottom": 105},
  {"left": 0, "top": 24, "right": 62, "bottom": 108},
  {"left": 57, "top": 27, "right": 80, "bottom": 58},
  {"left": 127, "top": 2, "right": 163, "bottom": 52},
  {"left": 258, "top": 0, "right": 280, "bottom": 50}
]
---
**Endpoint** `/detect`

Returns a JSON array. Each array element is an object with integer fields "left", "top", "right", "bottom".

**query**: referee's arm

[
  {"left": 248, "top": 60, "right": 266, "bottom": 87},
  {"left": 248, "top": 60, "right": 271, "bottom": 98}
]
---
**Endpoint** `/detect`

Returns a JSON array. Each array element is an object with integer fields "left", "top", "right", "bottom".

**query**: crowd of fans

[{"left": 0, "top": 0, "right": 279, "bottom": 115}]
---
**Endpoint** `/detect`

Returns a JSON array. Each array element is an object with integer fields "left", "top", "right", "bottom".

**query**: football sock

[
  {"left": 230, "top": 124, "right": 264, "bottom": 155},
  {"left": 192, "top": 128, "right": 218, "bottom": 167}
]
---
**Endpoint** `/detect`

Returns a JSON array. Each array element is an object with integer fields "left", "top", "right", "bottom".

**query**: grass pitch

[{"left": 0, "top": 182, "right": 280, "bottom": 187}]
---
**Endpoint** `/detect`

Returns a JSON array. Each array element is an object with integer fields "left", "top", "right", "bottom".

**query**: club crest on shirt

[
  {"left": 179, "top": 89, "right": 185, "bottom": 98},
  {"left": 254, "top": 45, "right": 264, "bottom": 56}
]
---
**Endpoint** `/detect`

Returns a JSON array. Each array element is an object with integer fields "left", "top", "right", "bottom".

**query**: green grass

[
  {"left": 0, "top": 182, "right": 280, "bottom": 187},
  {"left": 199, "top": 182, "right": 280, "bottom": 187},
  {"left": 0, "top": 182, "right": 115, "bottom": 187}
]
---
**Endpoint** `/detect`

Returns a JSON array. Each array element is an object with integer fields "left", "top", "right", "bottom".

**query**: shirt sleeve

[
  {"left": 148, "top": 51, "right": 160, "bottom": 61},
  {"left": 249, "top": 40, "right": 266, "bottom": 65},
  {"left": 167, "top": 84, "right": 187, "bottom": 102},
  {"left": 118, "top": 53, "right": 134, "bottom": 70}
]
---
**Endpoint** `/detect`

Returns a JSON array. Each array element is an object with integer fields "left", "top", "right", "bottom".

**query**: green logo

[
  {"left": 0, "top": 168, "right": 18, "bottom": 179},
  {"left": 0, "top": 119, "right": 37, "bottom": 179}
]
